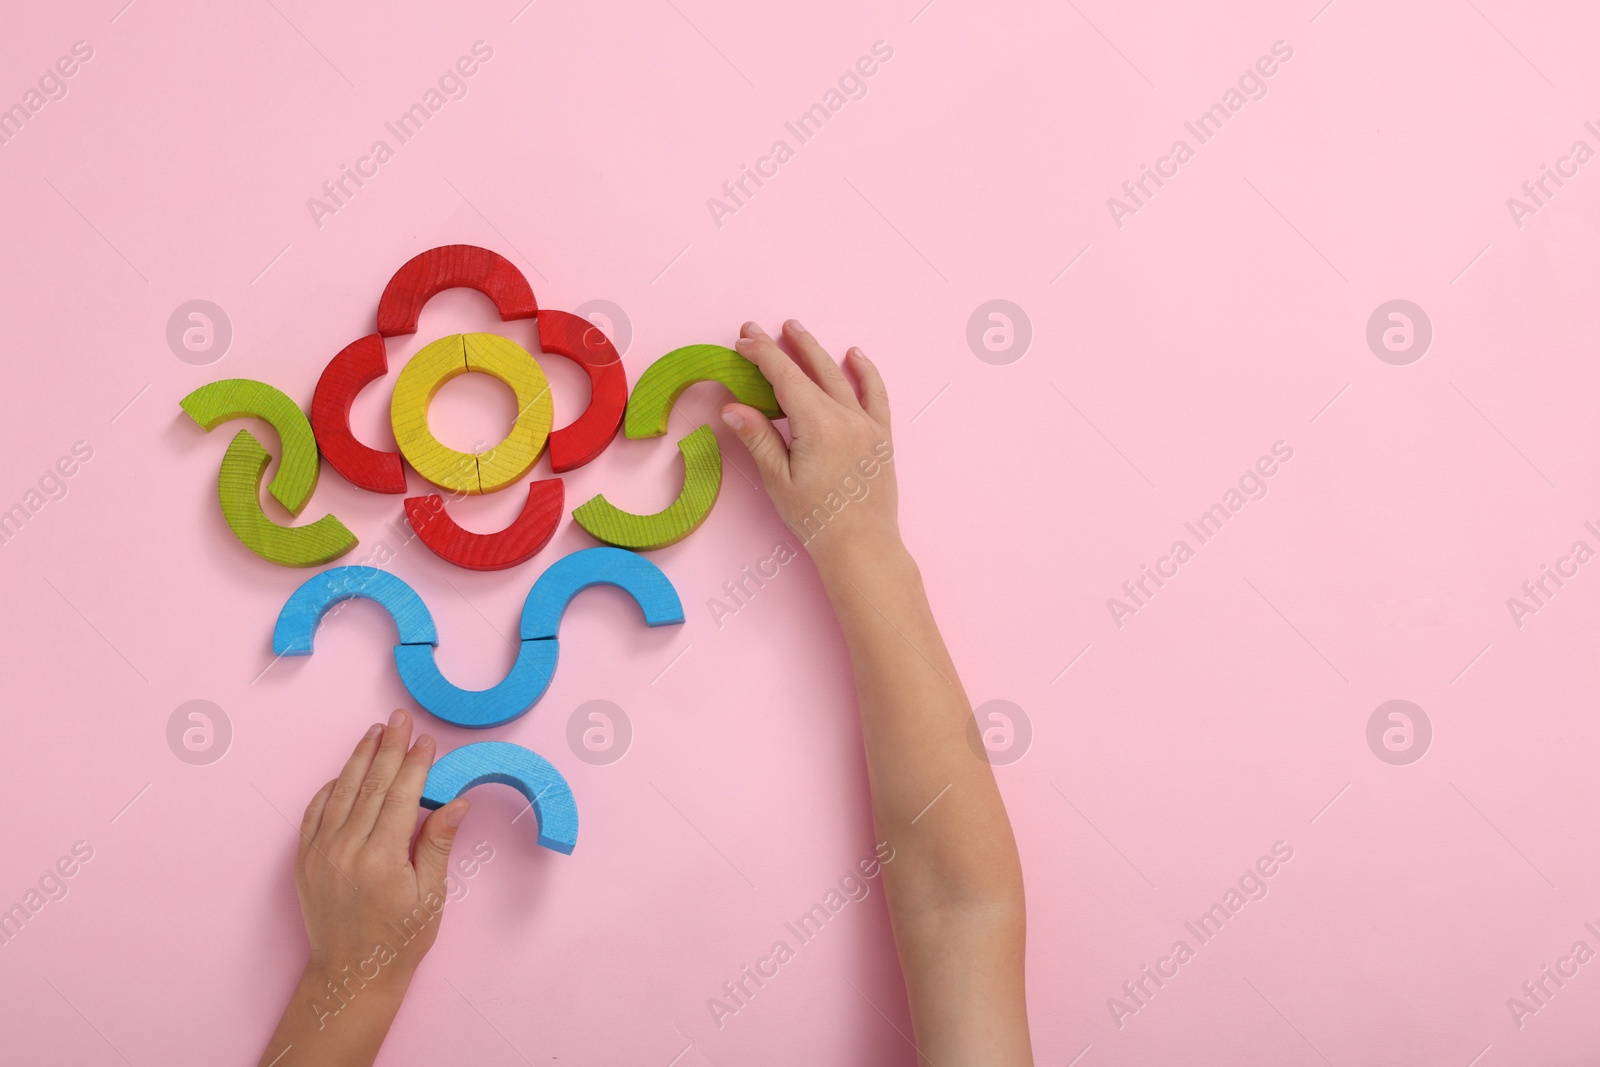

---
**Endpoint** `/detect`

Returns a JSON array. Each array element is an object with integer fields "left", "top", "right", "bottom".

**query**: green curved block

[
  {"left": 219, "top": 430, "right": 357, "bottom": 567},
  {"left": 624, "top": 345, "right": 783, "bottom": 439},
  {"left": 182, "top": 379, "right": 320, "bottom": 515},
  {"left": 573, "top": 425, "right": 722, "bottom": 549}
]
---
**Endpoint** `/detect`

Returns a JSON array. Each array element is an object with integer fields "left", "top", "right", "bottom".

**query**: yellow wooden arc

[
  {"left": 389, "top": 333, "right": 553, "bottom": 495},
  {"left": 465, "top": 332, "right": 553, "bottom": 493}
]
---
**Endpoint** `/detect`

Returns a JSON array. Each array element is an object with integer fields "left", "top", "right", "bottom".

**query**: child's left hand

[
  {"left": 296, "top": 709, "right": 467, "bottom": 982},
  {"left": 257, "top": 709, "right": 469, "bottom": 1067}
]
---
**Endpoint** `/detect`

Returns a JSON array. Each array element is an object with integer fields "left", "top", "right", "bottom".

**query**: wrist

[
  {"left": 299, "top": 953, "right": 413, "bottom": 1025},
  {"left": 813, "top": 533, "right": 918, "bottom": 594}
]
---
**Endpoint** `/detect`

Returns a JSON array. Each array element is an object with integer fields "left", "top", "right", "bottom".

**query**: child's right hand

[{"left": 721, "top": 320, "right": 901, "bottom": 575}]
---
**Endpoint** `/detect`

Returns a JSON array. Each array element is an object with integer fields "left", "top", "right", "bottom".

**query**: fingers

[
  {"left": 847, "top": 347, "right": 891, "bottom": 427},
  {"left": 297, "top": 779, "right": 336, "bottom": 865},
  {"left": 412, "top": 799, "right": 469, "bottom": 896},
  {"left": 342, "top": 708, "right": 414, "bottom": 842},
  {"left": 779, "top": 320, "right": 857, "bottom": 407},
  {"left": 735, "top": 323, "right": 826, "bottom": 422},
  {"left": 320, "top": 721, "right": 386, "bottom": 836},
  {"left": 371, "top": 731, "right": 437, "bottom": 851},
  {"left": 720, "top": 404, "right": 791, "bottom": 487}
]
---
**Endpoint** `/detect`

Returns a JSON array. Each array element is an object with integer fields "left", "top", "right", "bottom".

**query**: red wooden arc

[
  {"left": 537, "top": 309, "right": 628, "bottom": 473},
  {"left": 377, "top": 245, "right": 538, "bottom": 338},
  {"left": 405, "top": 478, "right": 564, "bottom": 571},
  {"left": 311, "top": 332, "right": 408, "bottom": 494}
]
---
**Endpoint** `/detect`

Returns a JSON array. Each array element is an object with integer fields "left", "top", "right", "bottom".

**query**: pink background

[{"left": 1, "top": 0, "right": 1598, "bottom": 1063}]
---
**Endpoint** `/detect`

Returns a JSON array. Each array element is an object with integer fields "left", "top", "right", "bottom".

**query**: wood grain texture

[
  {"left": 389, "top": 334, "right": 480, "bottom": 494},
  {"left": 463, "top": 332, "right": 553, "bottom": 493},
  {"left": 405, "top": 478, "right": 564, "bottom": 571},
  {"left": 571, "top": 424, "right": 722, "bottom": 550},
  {"left": 394, "top": 639, "right": 558, "bottom": 730},
  {"left": 311, "top": 332, "right": 408, "bottom": 494},
  {"left": 272, "top": 564, "right": 439, "bottom": 656},
  {"left": 623, "top": 344, "right": 783, "bottom": 439},
  {"left": 217, "top": 429, "right": 357, "bottom": 568},
  {"left": 519, "top": 546, "right": 685, "bottom": 640},
  {"left": 535, "top": 309, "right": 627, "bottom": 472},
  {"left": 181, "top": 378, "right": 320, "bottom": 515},
  {"left": 376, "top": 244, "right": 538, "bottom": 338},
  {"left": 419, "top": 740, "right": 578, "bottom": 854}
]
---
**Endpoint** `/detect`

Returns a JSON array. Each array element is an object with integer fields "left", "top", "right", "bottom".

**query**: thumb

[
  {"left": 413, "top": 798, "right": 468, "bottom": 894},
  {"left": 720, "top": 404, "right": 790, "bottom": 488}
]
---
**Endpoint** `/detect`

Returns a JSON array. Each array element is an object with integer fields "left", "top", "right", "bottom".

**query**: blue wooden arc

[
  {"left": 393, "top": 640, "right": 559, "bottom": 729},
  {"left": 273, "top": 566, "right": 439, "bottom": 655},
  {"left": 421, "top": 741, "right": 578, "bottom": 855},
  {"left": 519, "top": 546, "right": 684, "bottom": 640}
]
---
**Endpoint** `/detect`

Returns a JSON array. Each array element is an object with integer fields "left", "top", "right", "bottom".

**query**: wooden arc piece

[
  {"left": 419, "top": 740, "right": 577, "bottom": 853},
  {"left": 217, "top": 430, "right": 357, "bottom": 567},
  {"left": 181, "top": 378, "right": 320, "bottom": 515},
  {"left": 571, "top": 424, "right": 722, "bottom": 550},
  {"left": 376, "top": 244, "right": 538, "bottom": 338},
  {"left": 518, "top": 546, "right": 684, "bottom": 640},
  {"left": 389, "top": 334, "right": 478, "bottom": 494},
  {"left": 395, "top": 640, "right": 559, "bottom": 731},
  {"left": 535, "top": 309, "right": 627, "bottom": 472},
  {"left": 623, "top": 344, "right": 783, "bottom": 439},
  {"left": 311, "top": 332, "right": 408, "bottom": 494},
  {"left": 390, "top": 333, "right": 554, "bottom": 495},
  {"left": 404, "top": 479, "right": 564, "bottom": 571},
  {"left": 272, "top": 565, "right": 439, "bottom": 656},
  {"left": 465, "top": 332, "right": 553, "bottom": 493}
]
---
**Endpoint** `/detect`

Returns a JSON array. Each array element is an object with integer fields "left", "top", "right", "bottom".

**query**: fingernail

[
  {"left": 445, "top": 802, "right": 468, "bottom": 828},
  {"left": 734, "top": 336, "right": 754, "bottom": 351},
  {"left": 721, "top": 409, "right": 745, "bottom": 431},
  {"left": 787, "top": 319, "right": 806, "bottom": 333},
  {"left": 365, "top": 723, "right": 383, "bottom": 740},
  {"left": 850, "top": 347, "right": 866, "bottom": 361},
  {"left": 416, "top": 733, "right": 435, "bottom": 750},
  {"left": 388, "top": 708, "right": 406, "bottom": 728},
  {"left": 743, "top": 321, "right": 768, "bottom": 338}
]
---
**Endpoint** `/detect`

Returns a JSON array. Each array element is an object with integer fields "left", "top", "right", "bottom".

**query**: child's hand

[
  {"left": 259, "top": 711, "right": 469, "bottom": 1067},
  {"left": 297, "top": 710, "right": 466, "bottom": 981},
  {"left": 722, "top": 320, "right": 900, "bottom": 574}
]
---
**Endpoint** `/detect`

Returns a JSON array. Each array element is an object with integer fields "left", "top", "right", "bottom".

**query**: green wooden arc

[
  {"left": 623, "top": 345, "right": 782, "bottom": 439},
  {"left": 218, "top": 430, "right": 357, "bottom": 567},
  {"left": 572, "top": 425, "right": 722, "bottom": 549},
  {"left": 181, "top": 379, "right": 320, "bottom": 515}
]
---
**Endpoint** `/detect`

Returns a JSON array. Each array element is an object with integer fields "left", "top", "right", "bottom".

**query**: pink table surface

[{"left": 2, "top": 1, "right": 1599, "bottom": 1064}]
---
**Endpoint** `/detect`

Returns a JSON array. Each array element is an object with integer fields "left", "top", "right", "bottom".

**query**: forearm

[
  {"left": 816, "top": 540, "right": 1024, "bottom": 911},
  {"left": 722, "top": 320, "right": 1031, "bottom": 1062},
  {"left": 257, "top": 961, "right": 410, "bottom": 1067},
  {"left": 818, "top": 539, "right": 1030, "bottom": 1063}
]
